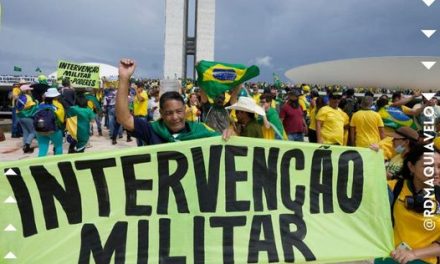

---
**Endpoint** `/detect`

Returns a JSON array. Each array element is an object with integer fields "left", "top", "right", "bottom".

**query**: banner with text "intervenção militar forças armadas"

[{"left": 0, "top": 137, "right": 393, "bottom": 263}]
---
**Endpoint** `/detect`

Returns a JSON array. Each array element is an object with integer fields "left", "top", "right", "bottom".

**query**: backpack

[{"left": 33, "top": 107, "right": 57, "bottom": 134}]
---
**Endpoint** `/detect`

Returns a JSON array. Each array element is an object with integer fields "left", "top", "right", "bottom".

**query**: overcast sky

[{"left": 0, "top": 0, "right": 439, "bottom": 82}]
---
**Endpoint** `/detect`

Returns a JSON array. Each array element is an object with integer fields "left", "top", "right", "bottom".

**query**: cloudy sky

[{"left": 0, "top": 0, "right": 439, "bottom": 82}]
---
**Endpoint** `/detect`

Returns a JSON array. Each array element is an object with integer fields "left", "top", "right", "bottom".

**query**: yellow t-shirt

[
  {"left": 185, "top": 105, "right": 199, "bottom": 122},
  {"left": 299, "top": 95, "right": 308, "bottom": 113},
  {"left": 390, "top": 180, "right": 440, "bottom": 264},
  {"left": 350, "top": 110, "right": 384, "bottom": 147},
  {"left": 252, "top": 93, "right": 261, "bottom": 104},
  {"left": 316, "top": 106, "right": 349, "bottom": 145},
  {"left": 309, "top": 107, "right": 317, "bottom": 130},
  {"left": 133, "top": 91, "right": 148, "bottom": 116}
]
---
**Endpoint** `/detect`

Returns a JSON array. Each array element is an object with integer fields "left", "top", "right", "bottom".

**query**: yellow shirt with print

[
  {"left": 316, "top": 106, "right": 349, "bottom": 145},
  {"left": 133, "top": 90, "right": 148, "bottom": 116},
  {"left": 350, "top": 110, "right": 384, "bottom": 147},
  {"left": 390, "top": 180, "right": 440, "bottom": 264}
]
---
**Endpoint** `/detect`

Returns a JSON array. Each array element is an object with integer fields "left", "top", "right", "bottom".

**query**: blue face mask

[{"left": 394, "top": 144, "right": 406, "bottom": 154}]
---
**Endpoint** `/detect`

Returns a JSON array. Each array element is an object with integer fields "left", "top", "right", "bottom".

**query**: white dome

[
  {"left": 285, "top": 56, "right": 440, "bottom": 92},
  {"left": 48, "top": 62, "right": 118, "bottom": 80}
]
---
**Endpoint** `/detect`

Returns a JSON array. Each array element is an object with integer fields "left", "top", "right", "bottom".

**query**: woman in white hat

[
  {"left": 34, "top": 88, "right": 65, "bottom": 157},
  {"left": 226, "top": 96, "right": 265, "bottom": 138}
]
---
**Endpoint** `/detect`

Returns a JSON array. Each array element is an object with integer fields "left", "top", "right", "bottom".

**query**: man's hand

[
  {"left": 391, "top": 248, "right": 417, "bottom": 264},
  {"left": 119, "top": 59, "right": 136, "bottom": 80},
  {"left": 222, "top": 127, "right": 236, "bottom": 141}
]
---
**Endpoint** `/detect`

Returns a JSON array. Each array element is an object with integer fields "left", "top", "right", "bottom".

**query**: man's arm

[
  {"left": 116, "top": 59, "right": 136, "bottom": 131},
  {"left": 379, "top": 127, "right": 385, "bottom": 140},
  {"left": 350, "top": 126, "right": 356, "bottom": 147},
  {"left": 316, "top": 120, "right": 323, "bottom": 144},
  {"left": 391, "top": 90, "right": 421, "bottom": 108},
  {"left": 228, "top": 84, "right": 242, "bottom": 105}
]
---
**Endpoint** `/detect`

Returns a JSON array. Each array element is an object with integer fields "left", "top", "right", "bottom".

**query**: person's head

[
  {"left": 251, "top": 84, "right": 259, "bottom": 94},
  {"left": 75, "top": 92, "right": 88, "bottom": 108},
  {"left": 20, "top": 84, "right": 33, "bottom": 94},
  {"left": 314, "top": 96, "right": 325, "bottom": 110},
  {"left": 43, "top": 88, "right": 60, "bottom": 103},
  {"left": 345, "top": 88, "right": 355, "bottom": 98},
  {"left": 360, "top": 96, "right": 374, "bottom": 110},
  {"left": 62, "top": 78, "right": 70, "bottom": 87},
  {"left": 134, "top": 81, "right": 144, "bottom": 92},
  {"left": 270, "top": 86, "right": 278, "bottom": 97},
  {"left": 159, "top": 91, "right": 186, "bottom": 133},
  {"left": 364, "top": 91, "right": 374, "bottom": 97},
  {"left": 37, "top": 75, "right": 49, "bottom": 85},
  {"left": 400, "top": 144, "right": 440, "bottom": 188},
  {"left": 226, "top": 96, "right": 265, "bottom": 125},
  {"left": 235, "top": 110, "right": 255, "bottom": 124},
  {"left": 328, "top": 91, "right": 342, "bottom": 108},
  {"left": 391, "top": 126, "right": 420, "bottom": 156},
  {"left": 310, "top": 89, "right": 319, "bottom": 98},
  {"left": 376, "top": 95, "right": 389, "bottom": 110},
  {"left": 188, "top": 93, "right": 199, "bottom": 106},
  {"left": 287, "top": 89, "right": 300, "bottom": 103},
  {"left": 259, "top": 93, "right": 273, "bottom": 111},
  {"left": 214, "top": 93, "right": 226, "bottom": 106},
  {"left": 392, "top": 91, "right": 402, "bottom": 102}
]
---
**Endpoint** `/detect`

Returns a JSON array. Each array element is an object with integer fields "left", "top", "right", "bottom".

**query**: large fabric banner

[
  {"left": 0, "top": 137, "right": 393, "bottom": 263},
  {"left": 57, "top": 60, "right": 100, "bottom": 88}
]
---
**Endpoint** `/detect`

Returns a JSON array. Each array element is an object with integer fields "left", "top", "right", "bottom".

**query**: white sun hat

[
  {"left": 44, "top": 88, "right": 61, "bottom": 98},
  {"left": 226, "top": 96, "right": 266, "bottom": 116}
]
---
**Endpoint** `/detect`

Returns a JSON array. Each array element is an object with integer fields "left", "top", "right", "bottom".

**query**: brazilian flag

[
  {"left": 378, "top": 106, "right": 417, "bottom": 130},
  {"left": 196, "top": 60, "right": 259, "bottom": 99},
  {"left": 273, "top": 72, "right": 281, "bottom": 89},
  {"left": 13, "top": 66, "right": 22, "bottom": 72}
]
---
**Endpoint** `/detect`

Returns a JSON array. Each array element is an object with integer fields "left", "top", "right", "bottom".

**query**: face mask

[{"left": 394, "top": 144, "right": 405, "bottom": 154}]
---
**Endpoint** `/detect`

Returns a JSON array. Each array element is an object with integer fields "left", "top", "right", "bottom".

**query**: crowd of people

[{"left": 3, "top": 59, "right": 440, "bottom": 263}]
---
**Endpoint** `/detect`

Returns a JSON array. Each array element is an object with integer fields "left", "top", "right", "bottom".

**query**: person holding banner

[
  {"left": 116, "top": 59, "right": 220, "bottom": 144},
  {"left": 381, "top": 144, "right": 440, "bottom": 264}
]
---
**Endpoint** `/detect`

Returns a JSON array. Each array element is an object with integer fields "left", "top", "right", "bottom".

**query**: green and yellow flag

[
  {"left": 273, "top": 72, "right": 281, "bottom": 89},
  {"left": 196, "top": 60, "right": 259, "bottom": 99},
  {"left": 13, "top": 66, "right": 22, "bottom": 72}
]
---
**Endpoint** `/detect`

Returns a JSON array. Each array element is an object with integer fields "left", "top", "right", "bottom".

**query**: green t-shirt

[{"left": 241, "top": 119, "right": 263, "bottom": 138}]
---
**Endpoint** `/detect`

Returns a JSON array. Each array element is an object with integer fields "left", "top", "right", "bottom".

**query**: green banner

[
  {"left": 57, "top": 60, "right": 100, "bottom": 88},
  {"left": 0, "top": 137, "right": 393, "bottom": 263}
]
